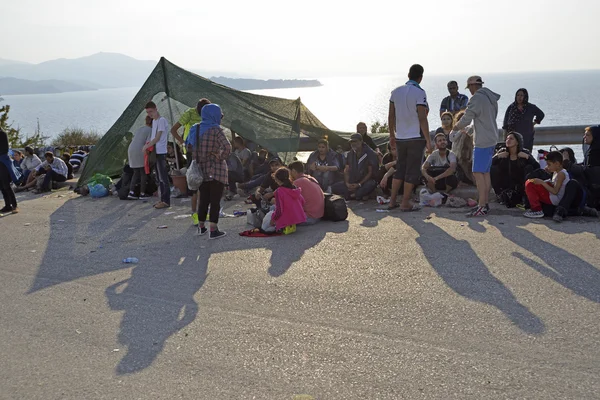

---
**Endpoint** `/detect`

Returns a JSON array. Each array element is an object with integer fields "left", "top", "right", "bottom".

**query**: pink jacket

[{"left": 272, "top": 186, "right": 306, "bottom": 230}]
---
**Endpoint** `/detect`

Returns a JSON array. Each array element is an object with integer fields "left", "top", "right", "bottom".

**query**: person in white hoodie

[{"left": 451, "top": 76, "right": 501, "bottom": 217}]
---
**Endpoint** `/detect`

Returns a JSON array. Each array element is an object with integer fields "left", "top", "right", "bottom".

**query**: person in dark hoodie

[
  {"left": 0, "top": 128, "right": 19, "bottom": 214},
  {"left": 452, "top": 76, "right": 501, "bottom": 217},
  {"left": 306, "top": 139, "right": 343, "bottom": 191},
  {"left": 491, "top": 132, "right": 539, "bottom": 207},
  {"left": 583, "top": 126, "right": 600, "bottom": 168},
  {"left": 502, "top": 88, "right": 545, "bottom": 151},
  {"left": 331, "top": 133, "right": 378, "bottom": 200}
]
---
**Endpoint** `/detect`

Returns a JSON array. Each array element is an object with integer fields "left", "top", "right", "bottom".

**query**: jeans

[
  {"left": 198, "top": 180, "right": 224, "bottom": 224},
  {"left": 228, "top": 171, "right": 244, "bottom": 195},
  {"left": 244, "top": 173, "right": 267, "bottom": 191},
  {"left": 299, "top": 216, "right": 320, "bottom": 226},
  {"left": 331, "top": 179, "right": 377, "bottom": 200},
  {"left": 41, "top": 170, "right": 67, "bottom": 191},
  {"left": 312, "top": 170, "right": 335, "bottom": 191},
  {"left": 129, "top": 167, "right": 148, "bottom": 195},
  {"left": 155, "top": 154, "right": 170, "bottom": 205}
]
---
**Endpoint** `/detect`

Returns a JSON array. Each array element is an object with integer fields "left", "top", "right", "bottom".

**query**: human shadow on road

[
  {"left": 406, "top": 215, "right": 545, "bottom": 335},
  {"left": 498, "top": 222, "right": 600, "bottom": 303}
]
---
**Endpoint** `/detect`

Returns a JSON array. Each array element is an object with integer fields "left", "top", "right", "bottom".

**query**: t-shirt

[
  {"left": 294, "top": 175, "right": 325, "bottom": 219},
  {"left": 151, "top": 116, "right": 170, "bottom": 155},
  {"left": 235, "top": 148, "right": 252, "bottom": 166},
  {"left": 260, "top": 173, "right": 279, "bottom": 191},
  {"left": 390, "top": 82, "right": 428, "bottom": 140},
  {"left": 179, "top": 108, "right": 201, "bottom": 143},
  {"left": 425, "top": 150, "right": 457, "bottom": 167}
]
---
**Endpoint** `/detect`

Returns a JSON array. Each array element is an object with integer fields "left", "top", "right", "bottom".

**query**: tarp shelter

[{"left": 78, "top": 57, "right": 388, "bottom": 186}]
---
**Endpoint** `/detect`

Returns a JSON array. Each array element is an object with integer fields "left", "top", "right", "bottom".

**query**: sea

[{"left": 3, "top": 70, "right": 599, "bottom": 161}]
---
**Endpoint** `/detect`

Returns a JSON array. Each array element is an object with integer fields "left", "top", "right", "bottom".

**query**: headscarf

[
  {"left": 199, "top": 104, "right": 222, "bottom": 136},
  {"left": 584, "top": 126, "right": 600, "bottom": 167},
  {"left": 506, "top": 88, "right": 529, "bottom": 131},
  {"left": 508, "top": 131, "right": 524, "bottom": 153}
]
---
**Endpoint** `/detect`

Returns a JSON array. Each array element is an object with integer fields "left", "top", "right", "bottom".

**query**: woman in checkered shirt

[{"left": 193, "top": 104, "right": 232, "bottom": 240}]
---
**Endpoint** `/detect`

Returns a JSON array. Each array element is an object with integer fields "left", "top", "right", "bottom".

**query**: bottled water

[{"left": 122, "top": 257, "right": 139, "bottom": 264}]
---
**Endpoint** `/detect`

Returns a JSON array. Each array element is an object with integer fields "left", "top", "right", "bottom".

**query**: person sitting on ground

[
  {"left": 379, "top": 143, "right": 397, "bottom": 196},
  {"left": 435, "top": 112, "right": 455, "bottom": 150},
  {"left": 69, "top": 148, "right": 87, "bottom": 172},
  {"left": 253, "top": 157, "right": 284, "bottom": 206},
  {"left": 61, "top": 152, "right": 74, "bottom": 179},
  {"left": 225, "top": 152, "right": 244, "bottom": 201},
  {"left": 289, "top": 161, "right": 324, "bottom": 225},
  {"left": 331, "top": 133, "right": 378, "bottom": 200},
  {"left": 421, "top": 133, "right": 459, "bottom": 193},
  {"left": 357, "top": 122, "right": 383, "bottom": 162},
  {"left": 166, "top": 142, "right": 186, "bottom": 173},
  {"left": 490, "top": 132, "right": 539, "bottom": 207},
  {"left": 232, "top": 136, "right": 253, "bottom": 179},
  {"left": 450, "top": 110, "right": 475, "bottom": 184},
  {"left": 25, "top": 151, "right": 69, "bottom": 193},
  {"left": 19, "top": 146, "right": 42, "bottom": 186},
  {"left": 12, "top": 150, "right": 23, "bottom": 174},
  {"left": 306, "top": 138, "right": 342, "bottom": 191},
  {"left": 262, "top": 167, "right": 306, "bottom": 233},
  {"left": 524, "top": 151, "right": 569, "bottom": 219},
  {"left": 237, "top": 148, "right": 272, "bottom": 194}
]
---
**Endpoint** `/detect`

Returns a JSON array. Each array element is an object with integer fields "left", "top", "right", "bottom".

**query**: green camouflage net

[{"left": 78, "top": 58, "right": 388, "bottom": 186}]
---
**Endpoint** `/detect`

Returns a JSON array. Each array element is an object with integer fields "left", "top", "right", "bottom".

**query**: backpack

[{"left": 322, "top": 194, "right": 348, "bottom": 221}]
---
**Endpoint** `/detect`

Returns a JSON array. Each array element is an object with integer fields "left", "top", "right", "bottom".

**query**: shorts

[
  {"left": 472, "top": 146, "right": 495, "bottom": 173},
  {"left": 394, "top": 139, "right": 425, "bottom": 185}
]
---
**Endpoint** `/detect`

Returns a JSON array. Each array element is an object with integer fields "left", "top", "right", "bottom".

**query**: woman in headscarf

[
  {"left": 583, "top": 126, "right": 600, "bottom": 168},
  {"left": 490, "top": 131, "right": 539, "bottom": 207},
  {"left": 193, "top": 104, "right": 231, "bottom": 239},
  {"left": 502, "top": 88, "right": 545, "bottom": 151}
]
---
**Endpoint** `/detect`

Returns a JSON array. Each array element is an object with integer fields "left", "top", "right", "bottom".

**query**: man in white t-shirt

[
  {"left": 387, "top": 64, "right": 432, "bottom": 211},
  {"left": 142, "top": 101, "right": 171, "bottom": 208},
  {"left": 421, "top": 133, "right": 459, "bottom": 193}
]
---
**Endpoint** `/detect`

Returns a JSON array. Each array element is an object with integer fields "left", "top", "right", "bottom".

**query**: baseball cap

[
  {"left": 269, "top": 157, "right": 282, "bottom": 165},
  {"left": 349, "top": 133, "right": 363, "bottom": 142},
  {"left": 465, "top": 76, "right": 484, "bottom": 89}
]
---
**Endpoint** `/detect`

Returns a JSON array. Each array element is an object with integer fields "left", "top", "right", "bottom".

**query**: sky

[{"left": 4, "top": 0, "right": 600, "bottom": 78}]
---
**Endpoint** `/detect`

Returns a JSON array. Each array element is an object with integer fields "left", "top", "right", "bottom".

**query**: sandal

[
  {"left": 400, "top": 204, "right": 421, "bottom": 212},
  {"left": 154, "top": 202, "right": 170, "bottom": 209},
  {"left": 386, "top": 203, "right": 400, "bottom": 210}
]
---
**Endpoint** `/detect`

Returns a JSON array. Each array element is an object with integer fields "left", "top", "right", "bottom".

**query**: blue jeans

[
  {"left": 312, "top": 170, "right": 335, "bottom": 191},
  {"left": 331, "top": 179, "right": 377, "bottom": 200},
  {"left": 244, "top": 173, "right": 267, "bottom": 191},
  {"left": 155, "top": 154, "right": 170, "bottom": 205}
]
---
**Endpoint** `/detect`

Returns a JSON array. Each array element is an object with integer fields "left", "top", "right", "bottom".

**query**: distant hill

[
  {"left": 0, "top": 77, "right": 97, "bottom": 95},
  {"left": 0, "top": 52, "right": 155, "bottom": 88},
  {"left": 210, "top": 77, "right": 322, "bottom": 90},
  {"left": 0, "top": 58, "right": 30, "bottom": 67}
]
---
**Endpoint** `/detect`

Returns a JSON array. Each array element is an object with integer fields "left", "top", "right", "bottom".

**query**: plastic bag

[
  {"left": 88, "top": 183, "right": 109, "bottom": 198},
  {"left": 419, "top": 188, "right": 444, "bottom": 207},
  {"left": 186, "top": 160, "right": 204, "bottom": 190},
  {"left": 88, "top": 173, "right": 112, "bottom": 189}
]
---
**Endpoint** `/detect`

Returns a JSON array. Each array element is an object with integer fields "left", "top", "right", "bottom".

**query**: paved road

[{"left": 1, "top": 192, "right": 600, "bottom": 399}]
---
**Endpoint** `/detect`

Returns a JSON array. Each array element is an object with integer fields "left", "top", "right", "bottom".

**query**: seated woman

[
  {"left": 449, "top": 110, "right": 474, "bottom": 184},
  {"left": 306, "top": 139, "right": 342, "bottom": 191},
  {"left": 491, "top": 132, "right": 539, "bottom": 207},
  {"left": 434, "top": 112, "right": 454, "bottom": 150},
  {"left": 378, "top": 143, "right": 397, "bottom": 196},
  {"left": 262, "top": 167, "right": 306, "bottom": 233}
]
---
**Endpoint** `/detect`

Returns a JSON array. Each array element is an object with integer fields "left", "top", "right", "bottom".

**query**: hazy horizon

[{"left": 4, "top": 0, "right": 599, "bottom": 79}]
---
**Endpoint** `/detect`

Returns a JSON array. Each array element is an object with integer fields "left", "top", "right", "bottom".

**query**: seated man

[
  {"left": 225, "top": 152, "right": 244, "bottom": 200},
  {"left": 69, "top": 148, "right": 88, "bottom": 172},
  {"left": 421, "top": 133, "right": 459, "bottom": 193},
  {"left": 232, "top": 136, "right": 253, "bottom": 180},
  {"left": 238, "top": 148, "right": 271, "bottom": 193},
  {"left": 19, "top": 146, "right": 42, "bottom": 186},
  {"left": 61, "top": 152, "right": 74, "bottom": 179},
  {"left": 25, "top": 151, "right": 69, "bottom": 193},
  {"left": 253, "top": 157, "right": 283, "bottom": 206},
  {"left": 331, "top": 133, "right": 378, "bottom": 200},
  {"left": 306, "top": 139, "right": 342, "bottom": 191},
  {"left": 289, "top": 160, "right": 325, "bottom": 225}
]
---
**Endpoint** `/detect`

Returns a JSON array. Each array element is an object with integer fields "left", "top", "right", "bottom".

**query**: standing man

[
  {"left": 143, "top": 101, "right": 171, "bottom": 209},
  {"left": 0, "top": 128, "right": 19, "bottom": 213},
  {"left": 439, "top": 80, "right": 469, "bottom": 117},
  {"left": 451, "top": 76, "right": 501, "bottom": 217},
  {"left": 388, "top": 64, "right": 432, "bottom": 211}
]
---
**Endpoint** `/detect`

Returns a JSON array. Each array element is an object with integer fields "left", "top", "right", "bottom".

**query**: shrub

[{"left": 52, "top": 128, "right": 102, "bottom": 147}]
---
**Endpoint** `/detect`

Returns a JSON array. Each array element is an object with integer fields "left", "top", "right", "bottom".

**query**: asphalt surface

[{"left": 1, "top": 190, "right": 600, "bottom": 399}]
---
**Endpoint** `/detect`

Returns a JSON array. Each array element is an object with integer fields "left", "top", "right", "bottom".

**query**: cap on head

[
  {"left": 349, "top": 133, "right": 363, "bottom": 142},
  {"left": 269, "top": 157, "right": 282, "bottom": 165},
  {"left": 465, "top": 76, "right": 484, "bottom": 89}
]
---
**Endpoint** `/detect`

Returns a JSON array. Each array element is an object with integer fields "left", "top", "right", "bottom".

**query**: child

[
  {"left": 262, "top": 167, "right": 306, "bottom": 232},
  {"left": 524, "top": 151, "right": 570, "bottom": 219}
]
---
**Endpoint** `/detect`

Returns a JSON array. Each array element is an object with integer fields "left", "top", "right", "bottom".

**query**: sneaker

[
  {"left": 581, "top": 206, "right": 599, "bottom": 218},
  {"left": 139, "top": 193, "right": 151, "bottom": 199},
  {"left": 197, "top": 226, "right": 208, "bottom": 236},
  {"left": 467, "top": 206, "right": 488, "bottom": 217},
  {"left": 552, "top": 212, "right": 564, "bottom": 223},
  {"left": 524, "top": 210, "right": 544, "bottom": 219},
  {"left": 209, "top": 230, "right": 227, "bottom": 240},
  {"left": 127, "top": 192, "right": 139, "bottom": 200},
  {"left": 0, "top": 205, "right": 12, "bottom": 213},
  {"left": 191, "top": 213, "right": 199, "bottom": 226}
]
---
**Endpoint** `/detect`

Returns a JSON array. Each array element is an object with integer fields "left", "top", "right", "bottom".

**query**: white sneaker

[{"left": 524, "top": 210, "right": 544, "bottom": 219}]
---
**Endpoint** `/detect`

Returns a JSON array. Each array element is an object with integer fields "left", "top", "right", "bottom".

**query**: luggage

[
  {"left": 247, "top": 207, "right": 266, "bottom": 228},
  {"left": 322, "top": 194, "right": 348, "bottom": 221}
]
